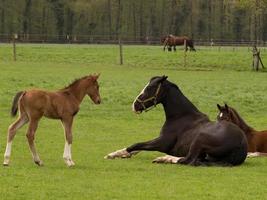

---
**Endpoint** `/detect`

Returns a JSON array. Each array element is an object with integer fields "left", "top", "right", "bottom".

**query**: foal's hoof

[
  {"left": 34, "top": 160, "right": 44, "bottom": 166},
  {"left": 64, "top": 158, "right": 75, "bottom": 167},
  {"left": 3, "top": 158, "right": 10, "bottom": 166}
]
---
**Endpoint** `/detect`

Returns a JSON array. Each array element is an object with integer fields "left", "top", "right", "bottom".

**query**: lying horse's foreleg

[{"left": 105, "top": 137, "right": 169, "bottom": 159}]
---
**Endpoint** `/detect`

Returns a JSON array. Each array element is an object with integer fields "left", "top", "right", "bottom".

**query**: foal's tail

[{"left": 11, "top": 91, "right": 24, "bottom": 117}]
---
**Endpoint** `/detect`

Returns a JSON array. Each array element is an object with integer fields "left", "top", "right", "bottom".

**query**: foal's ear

[
  {"left": 217, "top": 104, "right": 222, "bottom": 111},
  {"left": 224, "top": 103, "right": 229, "bottom": 111},
  {"left": 160, "top": 75, "right": 168, "bottom": 82},
  {"left": 92, "top": 73, "right": 100, "bottom": 81}
]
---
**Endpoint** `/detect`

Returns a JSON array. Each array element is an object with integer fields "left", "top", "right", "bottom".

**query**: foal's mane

[
  {"left": 63, "top": 75, "right": 92, "bottom": 90},
  {"left": 228, "top": 106, "right": 253, "bottom": 132}
]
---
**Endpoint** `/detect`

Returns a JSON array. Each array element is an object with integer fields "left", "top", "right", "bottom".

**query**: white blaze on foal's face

[
  {"left": 219, "top": 112, "right": 223, "bottom": 118},
  {"left": 132, "top": 82, "right": 149, "bottom": 112}
]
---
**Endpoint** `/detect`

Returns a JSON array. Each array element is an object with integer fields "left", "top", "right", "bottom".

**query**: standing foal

[{"left": 3, "top": 74, "right": 101, "bottom": 167}]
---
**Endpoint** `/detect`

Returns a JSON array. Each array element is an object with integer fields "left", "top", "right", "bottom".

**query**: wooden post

[
  {"left": 119, "top": 38, "right": 123, "bottom": 65},
  {"left": 252, "top": 46, "right": 265, "bottom": 71},
  {"left": 13, "top": 34, "right": 18, "bottom": 61},
  {"left": 183, "top": 39, "right": 187, "bottom": 67}
]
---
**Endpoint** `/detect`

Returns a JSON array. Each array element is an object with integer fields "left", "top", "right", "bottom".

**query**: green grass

[{"left": 0, "top": 44, "right": 267, "bottom": 200}]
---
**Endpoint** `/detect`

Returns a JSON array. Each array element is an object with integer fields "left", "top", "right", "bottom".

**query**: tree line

[{"left": 1, "top": 0, "right": 267, "bottom": 42}]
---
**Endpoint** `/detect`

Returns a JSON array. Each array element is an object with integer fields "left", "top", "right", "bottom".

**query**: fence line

[{"left": 1, "top": 33, "right": 267, "bottom": 47}]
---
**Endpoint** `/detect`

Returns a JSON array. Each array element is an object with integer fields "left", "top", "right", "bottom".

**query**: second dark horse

[{"left": 105, "top": 76, "right": 247, "bottom": 166}]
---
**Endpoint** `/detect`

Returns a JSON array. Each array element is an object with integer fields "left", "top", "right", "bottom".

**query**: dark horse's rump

[
  {"left": 161, "top": 35, "right": 196, "bottom": 52},
  {"left": 105, "top": 76, "right": 247, "bottom": 166}
]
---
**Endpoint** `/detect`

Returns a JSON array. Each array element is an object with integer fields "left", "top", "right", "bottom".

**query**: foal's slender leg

[
  {"left": 3, "top": 114, "right": 28, "bottom": 166},
  {"left": 61, "top": 117, "right": 75, "bottom": 167},
  {"left": 26, "top": 118, "right": 43, "bottom": 166}
]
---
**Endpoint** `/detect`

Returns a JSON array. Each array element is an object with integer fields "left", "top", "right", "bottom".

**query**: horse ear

[
  {"left": 91, "top": 73, "right": 100, "bottom": 82},
  {"left": 160, "top": 75, "right": 168, "bottom": 82},
  {"left": 95, "top": 73, "right": 100, "bottom": 79},
  {"left": 217, "top": 104, "right": 222, "bottom": 111},
  {"left": 225, "top": 103, "right": 229, "bottom": 111}
]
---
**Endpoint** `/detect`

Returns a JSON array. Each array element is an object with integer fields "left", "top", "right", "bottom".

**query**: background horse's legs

[
  {"left": 61, "top": 117, "right": 75, "bottom": 167},
  {"left": 27, "top": 118, "right": 43, "bottom": 166},
  {"left": 173, "top": 46, "right": 176, "bottom": 51},
  {"left": 3, "top": 114, "right": 28, "bottom": 166}
]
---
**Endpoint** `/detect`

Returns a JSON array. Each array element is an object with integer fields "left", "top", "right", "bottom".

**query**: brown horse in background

[
  {"left": 161, "top": 34, "right": 196, "bottom": 52},
  {"left": 3, "top": 74, "right": 101, "bottom": 167},
  {"left": 217, "top": 103, "right": 267, "bottom": 157}
]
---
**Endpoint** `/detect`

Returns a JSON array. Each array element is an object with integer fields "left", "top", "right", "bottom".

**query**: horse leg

[
  {"left": 152, "top": 155, "right": 183, "bottom": 164},
  {"left": 26, "top": 118, "right": 43, "bottom": 166},
  {"left": 3, "top": 114, "right": 28, "bottom": 166},
  {"left": 173, "top": 46, "right": 176, "bottom": 51},
  {"left": 61, "top": 117, "right": 75, "bottom": 167},
  {"left": 104, "top": 137, "right": 169, "bottom": 159},
  {"left": 177, "top": 137, "right": 205, "bottom": 166}
]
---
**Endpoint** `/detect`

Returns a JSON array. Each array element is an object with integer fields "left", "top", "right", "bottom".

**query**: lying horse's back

[
  {"left": 164, "top": 116, "right": 247, "bottom": 166},
  {"left": 199, "top": 121, "right": 247, "bottom": 165}
]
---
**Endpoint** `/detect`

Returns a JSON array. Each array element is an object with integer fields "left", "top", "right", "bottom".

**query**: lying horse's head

[{"left": 132, "top": 76, "right": 168, "bottom": 113}]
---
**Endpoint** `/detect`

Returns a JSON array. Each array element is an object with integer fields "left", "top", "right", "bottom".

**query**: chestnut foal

[
  {"left": 217, "top": 103, "right": 267, "bottom": 157},
  {"left": 3, "top": 74, "right": 101, "bottom": 167}
]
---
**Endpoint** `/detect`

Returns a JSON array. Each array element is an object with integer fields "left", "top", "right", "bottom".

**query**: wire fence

[{"left": 1, "top": 33, "right": 267, "bottom": 47}]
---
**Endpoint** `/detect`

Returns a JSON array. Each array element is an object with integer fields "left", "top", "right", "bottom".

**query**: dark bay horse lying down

[
  {"left": 4, "top": 74, "right": 101, "bottom": 167},
  {"left": 105, "top": 76, "right": 247, "bottom": 166},
  {"left": 217, "top": 104, "right": 267, "bottom": 157},
  {"left": 161, "top": 35, "right": 196, "bottom": 52}
]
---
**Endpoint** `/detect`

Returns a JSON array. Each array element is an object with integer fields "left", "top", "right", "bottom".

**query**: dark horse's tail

[
  {"left": 11, "top": 91, "right": 24, "bottom": 117},
  {"left": 187, "top": 39, "right": 196, "bottom": 51}
]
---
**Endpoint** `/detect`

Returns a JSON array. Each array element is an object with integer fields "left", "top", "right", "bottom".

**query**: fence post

[
  {"left": 183, "top": 39, "right": 187, "bottom": 67},
  {"left": 13, "top": 33, "right": 18, "bottom": 61},
  {"left": 119, "top": 38, "right": 123, "bottom": 65}
]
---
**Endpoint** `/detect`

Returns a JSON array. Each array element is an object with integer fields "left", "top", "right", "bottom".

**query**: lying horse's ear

[{"left": 217, "top": 104, "right": 222, "bottom": 111}]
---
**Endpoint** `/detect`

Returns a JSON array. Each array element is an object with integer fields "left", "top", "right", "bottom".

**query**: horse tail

[
  {"left": 11, "top": 91, "right": 25, "bottom": 117},
  {"left": 187, "top": 39, "right": 196, "bottom": 51}
]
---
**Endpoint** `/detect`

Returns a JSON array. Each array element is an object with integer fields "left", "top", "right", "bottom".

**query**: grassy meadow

[{"left": 0, "top": 44, "right": 267, "bottom": 199}]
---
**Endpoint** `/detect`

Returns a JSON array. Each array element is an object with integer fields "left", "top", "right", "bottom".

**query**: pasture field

[{"left": 0, "top": 44, "right": 267, "bottom": 200}]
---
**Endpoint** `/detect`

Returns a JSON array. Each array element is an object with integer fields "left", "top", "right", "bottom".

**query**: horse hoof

[
  {"left": 104, "top": 155, "right": 114, "bottom": 159},
  {"left": 153, "top": 155, "right": 182, "bottom": 164},
  {"left": 3, "top": 158, "right": 10, "bottom": 166},
  {"left": 64, "top": 158, "right": 75, "bottom": 167},
  {"left": 34, "top": 160, "right": 44, "bottom": 166}
]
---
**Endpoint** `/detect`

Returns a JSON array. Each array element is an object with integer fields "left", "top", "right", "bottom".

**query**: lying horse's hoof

[
  {"left": 153, "top": 155, "right": 182, "bottom": 164},
  {"left": 104, "top": 148, "right": 132, "bottom": 159}
]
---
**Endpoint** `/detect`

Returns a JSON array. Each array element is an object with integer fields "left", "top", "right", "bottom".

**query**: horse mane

[
  {"left": 62, "top": 75, "right": 91, "bottom": 90},
  {"left": 228, "top": 106, "right": 254, "bottom": 133}
]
